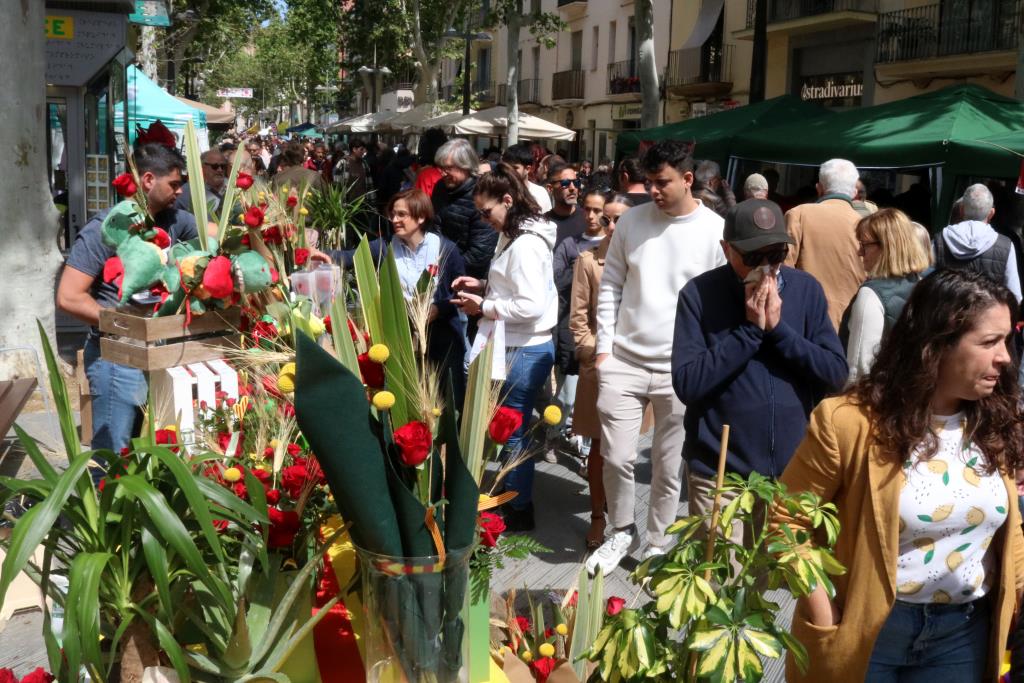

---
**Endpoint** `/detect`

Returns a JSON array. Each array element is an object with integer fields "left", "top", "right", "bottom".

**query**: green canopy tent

[
  {"left": 949, "top": 130, "right": 1024, "bottom": 180},
  {"left": 729, "top": 84, "right": 1024, "bottom": 172},
  {"left": 116, "top": 65, "right": 208, "bottom": 146},
  {"left": 615, "top": 95, "right": 832, "bottom": 166},
  {"left": 727, "top": 84, "right": 1024, "bottom": 228}
]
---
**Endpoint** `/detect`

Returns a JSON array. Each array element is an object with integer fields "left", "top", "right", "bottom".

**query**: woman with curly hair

[{"left": 776, "top": 268, "right": 1024, "bottom": 683}]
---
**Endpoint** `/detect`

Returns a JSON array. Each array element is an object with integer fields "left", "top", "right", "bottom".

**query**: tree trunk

[
  {"left": 635, "top": 0, "right": 660, "bottom": 129},
  {"left": 139, "top": 26, "right": 159, "bottom": 80},
  {"left": 414, "top": 62, "right": 439, "bottom": 105},
  {"left": 505, "top": 3, "right": 522, "bottom": 145},
  {"left": 0, "top": 1, "right": 61, "bottom": 378}
]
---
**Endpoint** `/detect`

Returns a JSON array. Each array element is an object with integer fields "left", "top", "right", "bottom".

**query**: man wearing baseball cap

[{"left": 670, "top": 198, "right": 847, "bottom": 542}]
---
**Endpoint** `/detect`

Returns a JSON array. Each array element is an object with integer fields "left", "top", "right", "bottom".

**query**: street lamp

[
  {"left": 357, "top": 65, "right": 392, "bottom": 114},
  {"left": 443, "top": 24, "right": 492, "bottom": 115}
]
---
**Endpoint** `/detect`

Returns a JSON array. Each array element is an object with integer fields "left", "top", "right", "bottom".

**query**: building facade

[{"left": 437, "top": 0, "right": 1020, "bottom": 163}]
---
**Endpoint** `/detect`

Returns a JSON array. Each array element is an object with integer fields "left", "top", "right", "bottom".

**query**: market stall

[
  {"left": 116, "top": 65, "right": 208, "bottom": 147},
  {"left": 414, "top": 106, "right": 575, "bottom": 141}
]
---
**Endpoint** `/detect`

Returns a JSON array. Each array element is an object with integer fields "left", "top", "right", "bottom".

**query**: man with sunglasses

[
  {"left": 174, "top": 149, "right": 227, "bottom": 214},
  {"left": 546, "top": 163, "right": 588, "bottom": 248},
  {"left": 671, "top": 199, "right": 847, "bottom": 544}
]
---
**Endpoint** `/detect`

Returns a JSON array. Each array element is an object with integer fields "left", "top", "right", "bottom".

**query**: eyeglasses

[
  {"left": 557, "top": 179, "right": 582, "bottom": 189},
  {"left": 440, "top": 165, "right": 461, "bottom": 175},
  {"left": 599, "top": 215, "right": 619, "bottom": 228},
  {"left": 203, "top": 162, "right": 228, "bottom": 171},
  {"left": 739, "top": 247, "right": 788, "bottom": 268},
  {"left": 478, "top": 202, "right": 502, "bottom": 220},
  {"left": 858, "top": 240, "right": 881, "bottom": 253}
]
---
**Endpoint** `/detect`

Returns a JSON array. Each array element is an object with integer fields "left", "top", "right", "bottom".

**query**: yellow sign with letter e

[{"left": 45, "top": 16, "right": 75, "bottom": 40}]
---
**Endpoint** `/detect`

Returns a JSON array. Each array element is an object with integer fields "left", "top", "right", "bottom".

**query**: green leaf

[
  {"left": 352, "top": 235, "right": 382, "bottom": 341},
  {"left": 743, "top": 628, "right": 783, "bottom": 659},
  {"left": 917, "top": 515, "right": 933, "bottom": 522},
  {"left": 960, "top": 525, "right": 978, "bottom": 535},
  {"left": 996, "top": 506, "right": 1007, "bottom": 514},
  {"left": 116, "top": 474, "right": 233, "bottom": 613},
  {"left": 924, "top": 550, "right": 934, "bottom": 564},
  {"left": 264, "top": 594, "right": 342, "bottom": 673},
  {"left": 778, "top": 630, "right": 809, "bottom": 672},
  {"left": 13, "top": 425, "right": 58, "bottom": 484},
  {"left": 184, "top": 120, "right": 208, "bottom": 251},
  {"left": 955, "top": 542, "right": 971, "bottom": 553},
  {"left": 217, "top": 144, "right": 246, "bottom": 243},
  {"left": 141, "top": 522, "right": 173, "bottom": 623},
  {"left": 459, "top": 338, "right": 495, "bottom": 483},
  {"left": 329, "top": 295, "right": 361, "bottom": 378},
  {"left": 377, "top": 244, "right": 420, "bottom": 427},
  {"left": 737, "top": 637, "right": 764, "bottom": 681},
  {"left": 0, "top": 448, "right": 94, "bottom": 615},
  {"left": 224, "top": 597, "right": 253, "bottom": 670},
  {"left": 690, "top": 627, "right": 728, "bottom": 651},
  {"left": 134, "top": 608, "right": 193, "bottom": 683},
  {"left": 63, "top": 552, "right": 110, "bottom": 673},
  {"left": 942, "top": 472, "right": 949, "bottom": 486}
]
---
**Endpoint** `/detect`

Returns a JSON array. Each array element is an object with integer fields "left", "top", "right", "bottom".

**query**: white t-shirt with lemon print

[{"left": 895, "top": 412, "right": 1008, "bottom": 604}]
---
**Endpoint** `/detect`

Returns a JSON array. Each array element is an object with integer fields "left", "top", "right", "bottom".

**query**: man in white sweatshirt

[{"left": 586, "top": 140, "right": 726, "bottom": 575}]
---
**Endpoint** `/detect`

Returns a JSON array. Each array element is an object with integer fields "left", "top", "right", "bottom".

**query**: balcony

[
  {"left": 607, "top": 60, "right": 641, "bottom": 97},
  {"left": 666, "top": 44, "right": 733, "bottom": 98},
  {"left": 557, "top": 0, "right": 587, "bottom": 20},
  {"left": 518, "top": 78, "right": 542, "bottom": 105},
  {"left": 739, "top": 0, "right": 877, "bottom": 38},
  {"left": 552, "top": 69, "right": 585, "bottom": 101},
  {"left": 875, "top": 1, "right": 1021, "bottom": 79}
]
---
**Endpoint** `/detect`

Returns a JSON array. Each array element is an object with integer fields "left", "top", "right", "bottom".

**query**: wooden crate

[{"left": 98, "top": 307, "right": 241, "bottom": 372}]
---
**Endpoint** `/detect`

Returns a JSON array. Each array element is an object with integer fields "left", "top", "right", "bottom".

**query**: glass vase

[{"left": 355, "top": 544, "right": 473, "bottom": 683}]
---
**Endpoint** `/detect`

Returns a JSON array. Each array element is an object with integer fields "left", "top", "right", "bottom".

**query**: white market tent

[
  {"left": 326, "top": 110, "right": 402, "bottom": 133},
  {"left": 410, "top": 109, "right": 478, "bottom": 133},
  {"left": 388, "top": 103, "right": 448, "bottom": 133},
  {"left": 415, "top": 106, "right": 576, "bottom": 141}
]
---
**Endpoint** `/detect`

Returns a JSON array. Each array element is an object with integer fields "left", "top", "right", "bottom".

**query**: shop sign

[
  {"left": 129, "top": 0, "right": 171, "bottom": 27},
  {"left": 217, "top": 88, "right": 255, "bottom": 99},
  {"left": 45, "top": 16, "right": 74, "bottom": 40},
  {"left": 613, "top": 104, "right": 642, "bottom": 121},
  {"left": 46, "top": 11, "right": 126, "bottom": 87},
  {"left": 799, "top": 73, "right": 863, "bottom": 107}
]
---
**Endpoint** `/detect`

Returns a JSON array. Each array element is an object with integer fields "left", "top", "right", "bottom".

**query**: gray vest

[
  {"left": 838, "top": 274, "right": 920, "bottom": 348},
  {"left": 933, "top": 232, "right": 1011, "bottom": 286}
]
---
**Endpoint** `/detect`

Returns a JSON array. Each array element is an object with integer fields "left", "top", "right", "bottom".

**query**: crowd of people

[{"left": 59, "top": 122, "right": 1024, "bottom": 680}]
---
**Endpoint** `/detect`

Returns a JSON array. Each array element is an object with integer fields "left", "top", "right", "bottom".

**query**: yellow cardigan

[{"left": 778, "top": 396, "right": 1024, "bottom": 683}]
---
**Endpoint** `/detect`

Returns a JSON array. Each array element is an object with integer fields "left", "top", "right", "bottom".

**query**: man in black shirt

[{"left": 545, "top": 162, "right": 587, "bottom": 248}]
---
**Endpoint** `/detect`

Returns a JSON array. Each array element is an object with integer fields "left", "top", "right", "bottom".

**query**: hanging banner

[{"left": 129, "top": 0, "right": 171, "bottom": 27}]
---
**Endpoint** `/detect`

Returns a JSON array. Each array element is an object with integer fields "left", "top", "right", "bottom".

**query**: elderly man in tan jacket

[{"left": 784, "top": 158, "right": 866, "bottom": 330}]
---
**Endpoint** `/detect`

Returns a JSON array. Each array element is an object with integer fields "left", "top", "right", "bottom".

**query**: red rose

[
  {"left": 212, "top": 519, "right": 229, "bottom": 533},
  {"left": 266, "top": 489, "right": 281, "bottom": 505},
  {"left": 357, "top": 352, "right": 385, "bottom": 388},
  {"left": 324, "top": 315, "right": 333, "bottom": 335},
  {"left": 236, "top": 172, "right": 254, "bottom": 190},
  {"left": 102, "top": 256, "right": 125, "bottom": 299},
  {"left": 281, "top": 464, "right": 311, "bottom": 499},
  {"left": 307, "top": 456, "right": 326, "bottom": 484},
  {"left": 112, "top": 173, "right": 137, "bottom": 197},
  {"left": 544, "top": 627, "right": 554, "bottom": 638},
  {"left": 393, "top": 421, "right": 433, "bottom": 467},
  {"left": 478, "top": 511, "right": 505, "bottom": 548},
  {"left": 488, "top": 407, "right": 523, "bottom": 444},
  {"left": 262, "top": 225, "right": 282, "bottom": 244},
  {"left": 530, "top": 657, "right": 557, "bottom": 683},
  {"left": 150, "top": 227, "right": 171, "bottom": 249},
  {"left": 252, "top": 320, "right": 278, "bottom": 343},
  {"left": 20, "top": 669, "right": 54, "bottom": 683},
  {"left": 606, "top": 596, "right": 626, "bottom": 616},
  {"left": 267, "top": 507, "right": 300, "bottom": 548},
  {"left": 287, "top": 195, "right": 298, "bottom": 207},
  {"left": 203, "top": 255, "right": 234, "bottom": 299},
  {"left": 250, "top": 467, "right": 272, "bottom": 490},
  {"left": 287, "top": 443, "right": 302, "bottom": 456},
  {"left": 0, "top": 670, "right": 14, "bottom": 683},
  {"left": 154, "top": 428, "right": 179, "bottom": 453},
  {"left": 514, "top": 616, "right": 531, "bottom": 633},
  {"left": 294, "top": 248, "right": 310, "bottom": 266},
  {"left": 233, "top": 481, "right": 248, "bottom": 499},
  {"left": 568, "top": 590, "right": 578, "bottom": 607},
  {"left": 280, "top": 402, "right": 296, "bottom": 419},
  {"left": 426, "top": 263, "right": 439, "bottom": 277},
  {"left": 244, "top": 206, "right": 265, "bottom": 228},
  {"left": 216, "top": 432, "right": 243, "bottom": 457}
]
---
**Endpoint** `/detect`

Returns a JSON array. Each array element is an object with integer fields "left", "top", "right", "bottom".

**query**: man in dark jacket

[
  {"left": 431, "top": 138, "right": 498, "bottom": 279},
  {"left": 671, "top": 199, "right": 846, "bottom": 540}
]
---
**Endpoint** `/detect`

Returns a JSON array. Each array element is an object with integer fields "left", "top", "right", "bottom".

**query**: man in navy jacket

[{"left": 671, "top": 199, "right": 846, "bottom": 536}]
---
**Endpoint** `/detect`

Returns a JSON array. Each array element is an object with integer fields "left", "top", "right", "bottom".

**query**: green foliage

[
  {"left": 584, "top": 473, "right": 844, "bottom": 683},
  {"left": 305, "top": 184, "right": 375, "bottom": 251},
  {"left": 469, "top": 534, "right": 549, "bottom": 603},
  {"left": 0, "top": 326, "right": 334, "bottom": 681}
]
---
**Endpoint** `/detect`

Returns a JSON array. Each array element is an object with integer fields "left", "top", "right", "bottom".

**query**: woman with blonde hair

[{"left": 841, "top": 207, "right": 931, "bottom": 383}]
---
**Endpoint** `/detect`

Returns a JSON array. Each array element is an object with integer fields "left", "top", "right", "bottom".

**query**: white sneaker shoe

[
  {"left": 640, "top": 544, "right": 669, "bottom": 561},
  {"left": 585, "top": 528, "right": 640, "bottom": 575},
  {"left": 543, "top": 449, "right": 558, "bottom": 464}
]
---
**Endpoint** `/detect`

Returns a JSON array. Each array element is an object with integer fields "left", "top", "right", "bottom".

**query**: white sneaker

[
  {"left": 543, "top": 449, "right": 558, "bottom": 463},
  {"left": 640, "top": 544, "right": 668, "bottom": 561},
  {"left": 585, "top": 528, "right": 640, "bottom": 575}
]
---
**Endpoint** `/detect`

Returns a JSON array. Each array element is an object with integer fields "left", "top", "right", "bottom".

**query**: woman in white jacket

[{"left": 452, "top": 163, "right": 558, "bottom": 531}]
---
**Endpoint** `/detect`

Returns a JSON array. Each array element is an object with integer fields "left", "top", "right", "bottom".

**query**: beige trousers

[{"left": 596, "top": 353, "right": 686, "bottom": 548}]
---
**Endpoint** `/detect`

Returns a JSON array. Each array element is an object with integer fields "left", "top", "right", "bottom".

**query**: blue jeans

[
  {"left": 866, "top": 596, "right": 991, "bottom": 682},
  {"left": 501, "top": 340, "right": 555, "bottom": 511},
  {"left": 84, "top": 336, "right": 148, "bottom": 455}
]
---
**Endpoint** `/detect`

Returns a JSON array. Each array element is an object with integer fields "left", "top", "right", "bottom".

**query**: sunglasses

[
  {"left": 739, "top": 246, "right": 788, "bottom": 268},
  {"left": 599, "top": 215, "right": 619, "bottom": 228},
  {"left": 557, "top": 179, "right": 582, "bottom": 189},
  {"left": 203, "top": 162, "right": 229, "bottom": 171}
]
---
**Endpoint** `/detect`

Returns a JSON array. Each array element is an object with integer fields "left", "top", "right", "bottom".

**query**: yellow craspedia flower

[
  {"left": 543, "top": 405, "right": 562, "bottom": 426},
  {"left": 163, "top": 425, "right": 177, "bottom": 433},
  {"left": 270, "top": 438, "right": 281, "bottom": 449},
  {"left": 258, "top": 192, "right": 266, "bottom": 201},
  {"left": 431, "top": 407, "right": 442, "bottom": 417},
  {"left": 555, "top": 623, "right": 568, "bottom": 636},
  {"left": 223, "top": 467, "right": 243, "bottom": 483},
  {"left": 277, "top": 362, "right": 297, "bottom": 393},
  {"left": 538, "top": 643, "right": 555, "bottom": 658},
  {"left": 368, "top": 343, "right": 390, "bottom": 363},
  {"left": 299, "top": 207, "right": 309, "bottom": 216},
  {"left": 372, "top": 391, "right": 396, "bottom": 410},
  {"left": 521, "top": 650, "right": 533, "bottom": 663},
  {"left": 256, "top": 463, "right": 271, "bottom": 472}
]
